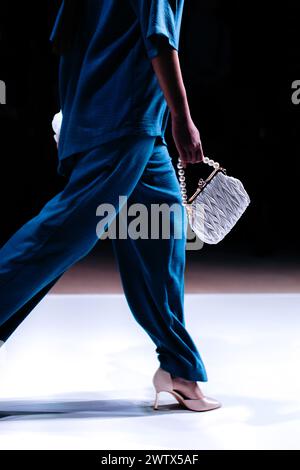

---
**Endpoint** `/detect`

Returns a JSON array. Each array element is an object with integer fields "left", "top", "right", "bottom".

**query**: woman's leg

[
  {"left": 0, "top": 135, "right": 157, "bottom": 339},
  {"left": 112, "top": 142, "right": 208, "bottom": 382}
]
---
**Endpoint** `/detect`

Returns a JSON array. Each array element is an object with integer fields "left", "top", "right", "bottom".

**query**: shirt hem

[{"left": 57, "top": 125, "right": 168, "bottom": 176}]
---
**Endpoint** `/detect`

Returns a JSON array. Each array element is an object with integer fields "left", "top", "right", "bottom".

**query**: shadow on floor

[
  {"left": 0, "top": 396, "right": 186, "bottom": 421},
  {"left": 1, "top": 395, "right": 299, "bottom": 426}
]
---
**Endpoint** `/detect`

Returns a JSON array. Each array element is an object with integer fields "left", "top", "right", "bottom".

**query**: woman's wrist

[{"left": 170, "top": 99, "right": 191, "bottom": 122}]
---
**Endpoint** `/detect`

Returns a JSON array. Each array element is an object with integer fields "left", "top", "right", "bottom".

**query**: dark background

[{"left": 0, "top": 0, "right": 300, "bottom": 261}]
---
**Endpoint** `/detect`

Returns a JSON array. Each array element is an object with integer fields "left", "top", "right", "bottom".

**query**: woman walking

[{"left": 0, "top": 0, "right": 220, "bottom": 412}]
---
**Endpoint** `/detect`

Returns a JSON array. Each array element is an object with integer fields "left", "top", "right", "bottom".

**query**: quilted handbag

[{"left": 177, "top": 157, "right": 250, "bottom": 244}]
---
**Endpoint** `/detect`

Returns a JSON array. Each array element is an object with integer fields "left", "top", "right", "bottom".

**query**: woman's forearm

[
  {"left": 151, "top": 42, "right": 204, "bottom": 165},
  {"left": 151, "top": 45, "right": 191, "bottom": 120}
]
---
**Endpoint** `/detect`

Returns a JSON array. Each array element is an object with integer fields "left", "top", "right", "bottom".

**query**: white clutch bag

[{"left": 177, "top": 157, "right": 250, "bottom": 244}]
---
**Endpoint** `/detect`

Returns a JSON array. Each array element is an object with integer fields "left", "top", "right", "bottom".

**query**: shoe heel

[{"left": 153, "top": 391, "right": 160, "bottom": 410}]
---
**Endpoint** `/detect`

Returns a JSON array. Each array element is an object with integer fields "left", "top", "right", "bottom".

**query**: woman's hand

[{"left": 172, "top": 114, "right": 204, "bottom": 168}]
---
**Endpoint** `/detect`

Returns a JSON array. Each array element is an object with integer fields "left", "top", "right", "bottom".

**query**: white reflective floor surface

[{"left": 0, "top": 293, "right": 299, "bottom": 450}]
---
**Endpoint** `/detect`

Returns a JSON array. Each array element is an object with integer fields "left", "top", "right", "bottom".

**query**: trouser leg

[
  {"left": 112, "top": 142, "right": 208, "bottom": 381},
  {"left": 0, "top": 135, "right": 157, "bottom": 337},
  {"left": 0, "top": 274, "right": 63, "bottom": 342}
]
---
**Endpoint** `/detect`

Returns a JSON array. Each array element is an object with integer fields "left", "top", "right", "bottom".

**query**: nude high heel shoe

[{"left": 152, "top": 367, "right": 222, "bottom": 412}]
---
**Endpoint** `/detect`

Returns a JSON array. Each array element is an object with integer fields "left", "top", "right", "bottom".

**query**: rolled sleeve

[{"left": 130, "top": 0, "right": 185, "bottom": 59}]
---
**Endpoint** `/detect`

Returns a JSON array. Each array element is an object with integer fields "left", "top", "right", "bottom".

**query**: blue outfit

[
  {"left": 50, "top": 0, "right": 185, "bottom": 176},
  {"left": 0, "top": 0, "right": 208, "bottom": 382}
]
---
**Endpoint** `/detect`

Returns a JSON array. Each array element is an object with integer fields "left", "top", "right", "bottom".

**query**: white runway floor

[{"left": 0, "top": 293, "right": 299, "bottom": 450}]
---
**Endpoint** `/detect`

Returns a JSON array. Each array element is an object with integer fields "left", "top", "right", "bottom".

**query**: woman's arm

[{"left": 151, "top": 41, "right": 204, "bottom": 167}]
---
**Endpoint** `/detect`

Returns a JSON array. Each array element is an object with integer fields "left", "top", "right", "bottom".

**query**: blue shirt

[{"left": 50, "top": 0, "right": 185, "bottom": 176}]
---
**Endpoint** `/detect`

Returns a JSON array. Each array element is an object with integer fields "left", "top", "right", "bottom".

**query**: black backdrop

[{"left": 0, "top": 0, "right": 300, "bottom": 258}]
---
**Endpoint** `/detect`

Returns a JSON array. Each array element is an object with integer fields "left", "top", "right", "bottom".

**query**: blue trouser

[{"left": 0, "top": 135, "right": 208, "bottom": 381}]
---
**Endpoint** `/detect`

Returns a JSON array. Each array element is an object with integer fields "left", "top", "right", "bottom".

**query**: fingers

[
  {"left": 179, "top": 150, "right": 188, "bottom": 168},
  {"left": 188, "top": 142, "right": 203, "bottom": 164},
  {"left": 198, "top": 141, "right": 205, "bottom": 163},
  {"left": 177, "top": 141, "right": 204, "bottom": 167},
  {"left": 188, "top": 149, "right": 196, "bottom": 164},
  {"left": 192, "top": 147, "right": 199, "bottom": 164},
  {"left": 179, "top": 149, "right": 200, "bottom": 167}
]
